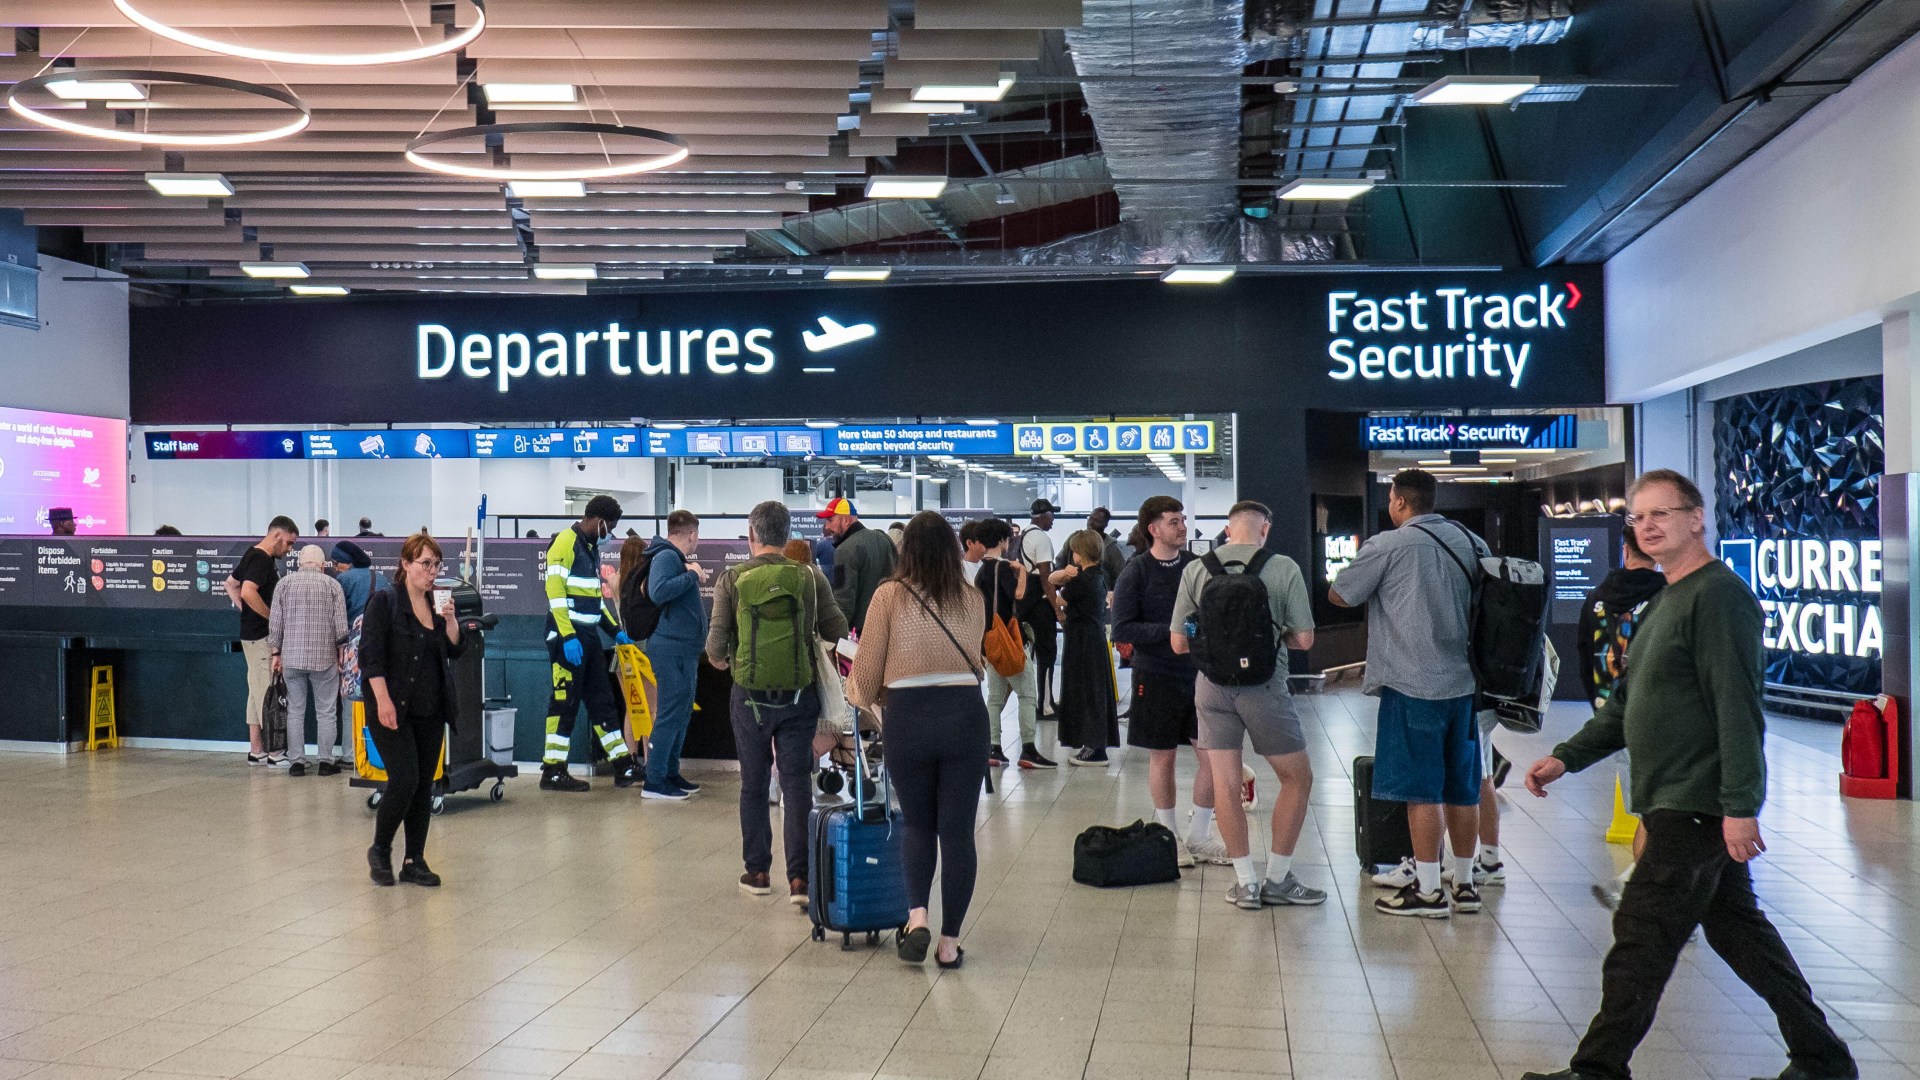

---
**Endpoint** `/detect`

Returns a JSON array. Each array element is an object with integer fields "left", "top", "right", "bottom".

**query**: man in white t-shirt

[
  {"left": 959, "top": 520, "right": 985, "bottom": 584},
  {"left": 1019, "top": 499, "right": 1062, "bottom": 718}
]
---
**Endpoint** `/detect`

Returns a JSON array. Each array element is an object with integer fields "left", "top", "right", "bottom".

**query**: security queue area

[{"left": 3, "top": 3, "right": 1920, "bottom": 1080}]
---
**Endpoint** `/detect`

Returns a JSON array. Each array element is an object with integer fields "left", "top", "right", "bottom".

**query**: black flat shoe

[
  {"left": 367, "top": 845, "right": 395, "bottom": 887},
  {"left": 936, "top": 947, "right": 965, "bottom": 970},
  {"left": 896, "top": 927, "right": 931, "bottom": 963},
  {"left": 398, "top": 860, "right": 441, "bottom": 887}
]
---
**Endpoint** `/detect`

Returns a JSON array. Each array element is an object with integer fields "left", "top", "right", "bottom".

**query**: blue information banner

[
  {"left": 304, "top": 429, "right": 471, "bottom": 459},
  {"left": 1360, "top": 414, "right": 1577, "bottom": 451},
  {"left": 828, "top": 424, "right": 1012, "bottom": 456}
]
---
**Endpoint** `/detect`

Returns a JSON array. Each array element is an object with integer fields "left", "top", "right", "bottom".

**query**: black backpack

[
  {"left": 1072, "top": 820, "right": 1181, "bottom": 887},
  {"left": 1190, "top": 549, "right": 1280, "bottom": 687},
  {"left": 1411, "top": 521, "right": 1549, "bottom": 710},
  {"left": 618, "top": 544, "right": 663, "bottom": 640}
]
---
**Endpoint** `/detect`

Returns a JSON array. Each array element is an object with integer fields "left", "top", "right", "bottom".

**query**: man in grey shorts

[{"left": 1171, "top": 500, "right": 1323, "bottom": 911}]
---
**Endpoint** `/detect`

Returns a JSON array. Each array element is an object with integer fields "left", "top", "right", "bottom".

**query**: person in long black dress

[
  {"left": 361, "top": 532, "right": 463, "bottom": 887},
  {"left": 1051, "top": 529, "right": 1118, "bottom": 766}
]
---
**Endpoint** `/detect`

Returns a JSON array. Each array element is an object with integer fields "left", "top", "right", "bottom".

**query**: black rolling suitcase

[{"left": 1354, "top": 755, "right": 1413, "bottom": 871}]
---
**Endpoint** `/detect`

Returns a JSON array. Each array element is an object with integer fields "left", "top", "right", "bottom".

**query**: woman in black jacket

[{"left": 361, "top": 533, "right": 463, "bottom": 886}]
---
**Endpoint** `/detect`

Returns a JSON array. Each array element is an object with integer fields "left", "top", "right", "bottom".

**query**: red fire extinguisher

[{"left": 1840, "top": 695, "right": 1900, "bottom": 799}]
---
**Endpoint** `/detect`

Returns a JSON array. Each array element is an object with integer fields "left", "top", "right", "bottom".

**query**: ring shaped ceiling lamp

[
  {"left": 6, "top": 69, "right": 310, "bottom": 146},
  {"left": 111, "top": 0, "right": 486, "bottom": 66},
  {"left": 404, "top": 122, "right": 690, "bottom": 181}
]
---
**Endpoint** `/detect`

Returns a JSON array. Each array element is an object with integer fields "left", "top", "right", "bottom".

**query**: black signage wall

[{"left": 129, "top": 272, "right": 1605, "bottom": 597}]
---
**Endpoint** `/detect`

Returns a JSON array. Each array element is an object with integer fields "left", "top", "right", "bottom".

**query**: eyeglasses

[
  {"left": 412, "top": 559, "right": 444, "bottom": 572},
  {"left": 1624, "top": 506, "right": 1695, "bottom": 528}
]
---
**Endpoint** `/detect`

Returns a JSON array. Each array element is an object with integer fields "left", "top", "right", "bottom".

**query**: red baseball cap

[{"left": 816, "top": 497, "right": 857, "bottom": 519}]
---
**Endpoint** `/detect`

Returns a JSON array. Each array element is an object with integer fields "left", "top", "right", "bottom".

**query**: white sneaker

[
  {"left": 1187, "top": 832, "right": 1233, "bottom": 866},
  {"left": 1175, "top": 836, "right": 1196, "bottom": 869},
  {"left": 266, "top": 756, "right": 290, "bottom": 769},
  {"left": 1371, "top": 856, "right": 1417, "bottom": 889},
  {"left": 1438, "top": 859, "right": 1507, "bottom": 888}
]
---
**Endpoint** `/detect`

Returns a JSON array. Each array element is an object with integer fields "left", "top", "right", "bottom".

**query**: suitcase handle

[
  {"left": 847, "top": 708, "right": 891, "bottom": 825},
  {"left": 823, "top": 841, "right": 835, "bottom": 904}
]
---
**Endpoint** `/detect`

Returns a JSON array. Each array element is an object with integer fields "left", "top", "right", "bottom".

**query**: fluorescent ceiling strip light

[
  {"left": 288, "top": 284, "right": 349, "bottom": 296},
  {"left": 239, "top": 261, "right": 309, "bottom": 279},
  {"left": 507, "top": 179, "right": 585, "bottom": 198},
  {"left": 963, "top": 419, "right": 997, "bottom": 426},
  {"left": 1411, "top": 75, "right": 1540, "bottom": 105},
  {"left": 144, "top": 172, "right": 233, "bottom": 196},
  {"left": 1276, "top": 177, "right": 1376, "bottom": 201},
  {"left": 833, "top": 458, "right": 862, "bottom": 466},
  {"left": 1161, "top": 265, "right": 1236, "bottom": 285},
  {"left": 824, "top": 267, "right": 892, "bottom": 281},
  {"left": 48, "top": 79, "right": 147, "bottom": 100},
  {"left": 923, "top": 477, "right": 949, "bottom": 485},
  {"left": 483, "top": 83, "right": 577, "bottom": 105},
  {"left": 651, "top": 421, "right": 687, "bottom": 430},
  {"left": 805, "top": 420, "right": 840, "bottom": 429},
  {"left": 911, "top": 74, "right": 1015, "bottom": 103},
  {"left": 532, "top": 264, "right": 597, "bottom": 280},
  {"left": 865, "top": 175, "right": 947, "bottom": 199}
]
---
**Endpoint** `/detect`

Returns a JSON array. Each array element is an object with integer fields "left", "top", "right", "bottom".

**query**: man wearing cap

[
  {"left": 540, "top": 495, "right": 638, "bottom": 792},
  {"left": 1021, "top": 499, "right": 1064, "bottom": 718},
  {"left": 818, "top": 497, "right": 895, "bottom": 634},
  {"left": 48, "top": 508, "right": 77, "bottom": 536}
]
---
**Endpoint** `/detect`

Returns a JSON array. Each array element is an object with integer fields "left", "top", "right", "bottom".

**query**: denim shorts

[{"left": 1372, "top": 687, "right": 1481, "bottom": 806}]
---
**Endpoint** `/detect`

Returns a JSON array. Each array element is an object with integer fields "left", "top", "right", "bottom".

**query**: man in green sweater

[{"left": 1521, "top": 470, "right": 1855, "bottom": 1080}]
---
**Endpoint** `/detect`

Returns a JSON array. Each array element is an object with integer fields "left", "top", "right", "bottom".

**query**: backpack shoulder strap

[
  {"left": 1408, "top": 522, "right": 1474, "bottom": 587},
  {"left": 1446, "top": 518, "right": 1490, "bottom": 560},
  {"left": 1200, "top": 551, "right": 1228, "bottom": 578},
  {"left": 1244, "top": 548, "right": 1275, "bottom": 578}
]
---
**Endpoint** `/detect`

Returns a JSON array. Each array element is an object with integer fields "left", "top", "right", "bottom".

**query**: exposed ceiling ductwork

[{"left": 1064, "top": 0, "right": 1253, "bottom": 263}]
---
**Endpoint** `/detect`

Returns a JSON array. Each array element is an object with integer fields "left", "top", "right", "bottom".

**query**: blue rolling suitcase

[{"left": 807, "top": 723, "right": 909, "bottom": 949}]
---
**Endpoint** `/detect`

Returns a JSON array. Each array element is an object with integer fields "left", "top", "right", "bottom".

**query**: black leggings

[
  {"left": 369, "top": 716, "right": 444, "bottom": 862},
  {"left": 882, "top": 686, "right": 989, "bottom": 938}
]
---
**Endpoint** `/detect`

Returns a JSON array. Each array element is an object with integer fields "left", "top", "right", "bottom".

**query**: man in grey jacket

[{"left": 818, "top": 497, "right": 894, "bottom": 634}]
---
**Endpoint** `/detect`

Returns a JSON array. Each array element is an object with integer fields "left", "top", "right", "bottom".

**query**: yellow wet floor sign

[{"left": 1605, "top": 772, "right": 1639, "bottom": 844}]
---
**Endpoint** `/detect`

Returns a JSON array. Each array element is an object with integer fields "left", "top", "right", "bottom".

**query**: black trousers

[
  {"left": 883, "top": 686, "right": 990, "bottom": 938},
  {"left": 1571, "top": 810, "right": 1855, "bottom": 1080},
  {"left": 729, "top": 684, "right": 820, "bottom": 882},
  {"left": 369, "top": 716, "right": 444, "bottom": 862}
]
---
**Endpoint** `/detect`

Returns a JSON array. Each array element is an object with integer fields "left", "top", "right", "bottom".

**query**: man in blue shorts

[{"left": 1331, "top": 468, "right": 1487, "bottom": 918}]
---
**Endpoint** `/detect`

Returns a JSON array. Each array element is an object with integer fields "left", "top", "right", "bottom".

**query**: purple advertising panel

[{"left": 0, "top": 406, "right": 128, "bottom": 535}]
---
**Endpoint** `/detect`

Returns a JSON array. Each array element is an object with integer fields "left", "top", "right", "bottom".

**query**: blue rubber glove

[
  {"left": 614, "top": 631, "right": 633, "bottom": 646},
  {"left": 562, "top": 637, "right": 584, "bottom": 667}
]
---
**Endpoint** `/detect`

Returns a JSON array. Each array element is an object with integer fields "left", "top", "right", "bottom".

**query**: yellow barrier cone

[{"left": 1605, "top": 773, "right": 1638, "bottom": 845}]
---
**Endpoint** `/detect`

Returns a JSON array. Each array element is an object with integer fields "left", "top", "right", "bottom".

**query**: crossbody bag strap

[
  {"left": 1408, "top": 523, "right": 1474, "bottom": 588},
  {"left": 901, "top": 584, "right": 985, "bottom": 681}
]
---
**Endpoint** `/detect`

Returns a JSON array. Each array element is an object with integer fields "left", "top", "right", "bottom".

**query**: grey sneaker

[
  {"left": 1224, "top": 882, "right": 1264, "bottom": 910},
  {"left": 1260, "top": 873, "right": 1327, "bottom": 907},
  {"left": 1187, "top": 832, "right": 1233, "bottom": 865}
]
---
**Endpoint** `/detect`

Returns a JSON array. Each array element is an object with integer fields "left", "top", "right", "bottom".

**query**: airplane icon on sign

[{"left": 802, "top": 316, "right": 877, "bottom": 353}]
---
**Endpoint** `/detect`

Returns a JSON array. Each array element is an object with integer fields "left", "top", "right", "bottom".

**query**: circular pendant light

[
  {"left": 111, "top": 0, "right": 486, "bottom": 67},
  {"left": 404, "top": 122, "right": 690, "bottom": 181},
  {"left": 7, "top": 69, "right": 310, "bottom": 146}
]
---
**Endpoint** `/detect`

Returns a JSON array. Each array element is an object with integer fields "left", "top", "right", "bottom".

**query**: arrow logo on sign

[{"left": 1564, "top": 282, "right": 1583, "bottom": 310}]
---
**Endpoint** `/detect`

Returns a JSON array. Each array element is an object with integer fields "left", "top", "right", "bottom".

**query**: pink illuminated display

[{"left": 0, "top": 406, "right": 128, "bottom": 535}]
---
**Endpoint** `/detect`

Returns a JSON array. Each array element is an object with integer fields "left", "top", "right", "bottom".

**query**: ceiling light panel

[
  {"left": 1411, "top": 75, "right": 1541, "bottom": 105},
  {"left": 1276, "top": 178, "right": 1376, "bottom": 201},
  {"left": 531, "top": 263, "right": 598, "bottom": 280},
  {"left": 483, "top": 83, "right": 578, "bottom": 105},
  {"left": 824, "top": 267, "right": 891, "bottom": 281},
  {"left": 507, "top": 180, "right": 586, "bottom": 198},
  {"left": 865, "top": 175, "right": 948, "bottom": 199},
  {"left": 48, "top": 80, "right": 148, "bottom": 101},
  {"left": 288, "top": 284, "right": 349, "bottom": 296},
  {"left": 145, "top": 172, "right": 233, "bottom": 197},
  {"left": 1161, "top": 265, "right": 1236, "bottom": 285},
  {"left": 239, "top": 261, "right": 310, "bottom": 279}
]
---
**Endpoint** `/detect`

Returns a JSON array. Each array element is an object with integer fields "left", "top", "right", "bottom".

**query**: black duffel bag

[{"left": 1071, "top": 820, "right": 1181, "bottom": 887}]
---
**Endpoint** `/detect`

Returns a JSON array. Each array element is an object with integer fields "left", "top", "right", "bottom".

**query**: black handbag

[{"left": 1071, "top": 820, "right": 1181, "bottom": 887}]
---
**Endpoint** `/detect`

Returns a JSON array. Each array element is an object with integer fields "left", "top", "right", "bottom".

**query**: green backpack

[{"left": 730, "top": 560, "right": 815, "bottom": 692}]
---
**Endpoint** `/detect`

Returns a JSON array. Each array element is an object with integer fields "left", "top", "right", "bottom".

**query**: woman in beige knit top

[{"left": 847, "top": 511, "right": 988, "bottom": 969}]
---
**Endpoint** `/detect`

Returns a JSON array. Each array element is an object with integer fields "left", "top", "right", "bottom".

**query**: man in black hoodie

[{"left": 1579, "top": 525, "right": 1668, "bottom": 902}]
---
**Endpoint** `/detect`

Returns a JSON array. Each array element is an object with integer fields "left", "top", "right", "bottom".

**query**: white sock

[
  {"left": 1189, "top": 806, "right": 1215, "bottom": 843},
  {"left": 1479, "top": 844, "right": 1500, "bottom": 866},
  {"left": 1154, "top": 807, "right": 1177, "bottom": 831},
  {"left": 1266, "top": 853, "right": 1293, "bottom": 884},
  {"left": 1452, "top": 854, "right": 1477, "bottom": 888},
  {"left": 1414, "top": 860, "right": 1442, "bottom": 894},
  {"left": 1617, "top": 861, "right": 1636, "bottom": 884},
  {"left": 1231, "top": 856, "right": 1259, "bottom": 888}
]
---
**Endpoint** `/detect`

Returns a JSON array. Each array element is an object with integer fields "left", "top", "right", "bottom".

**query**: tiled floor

[{"left": 3, "top": 689, "right": 1917, "bottom": 1080}]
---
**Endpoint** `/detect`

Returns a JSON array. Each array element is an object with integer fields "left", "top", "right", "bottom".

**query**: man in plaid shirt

[{"left": 269, "top": 545, "right": 350, "bottom": 776}]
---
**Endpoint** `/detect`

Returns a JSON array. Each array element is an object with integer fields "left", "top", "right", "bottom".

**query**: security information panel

[{"left": 130, "top": 272, "right": 1605, "bottom": 425}]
